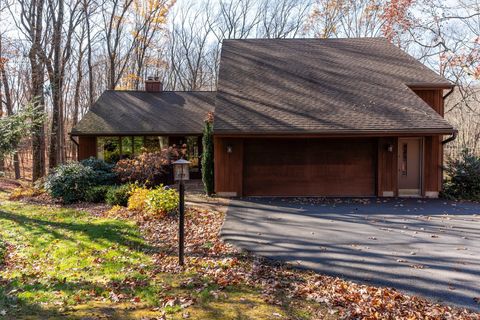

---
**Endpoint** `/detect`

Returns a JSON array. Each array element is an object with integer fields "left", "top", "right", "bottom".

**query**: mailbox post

[{"left": 173, "top": 159, "right": 190, "bottom": 266}]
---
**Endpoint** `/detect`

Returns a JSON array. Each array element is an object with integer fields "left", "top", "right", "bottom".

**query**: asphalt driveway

[{"left": 221, "top": 198, "right": 480, "bottom": 311}]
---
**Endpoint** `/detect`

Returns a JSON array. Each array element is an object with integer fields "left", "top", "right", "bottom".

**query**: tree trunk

[
  {"left": 0, "top": 48, "right": 21, "bottom": 179},
  {"left": 84, "top": 0, "right": 94, "bottom": 107},
  {"left": 30, "top": 54, "right": 46, "bottom": 181},
  {"left": 72, "top": 30, "right": 85, "bottom": 161},
  {"left": 29, "top": 0, "right": 46, "bottom": 181},
  {"left": 48, "top": 0, "right": 65, "bottom": 169}
]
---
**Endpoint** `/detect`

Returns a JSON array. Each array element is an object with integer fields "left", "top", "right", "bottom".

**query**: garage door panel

[{"left": 243, "top": 139, "right": 375, "bottom": 196}]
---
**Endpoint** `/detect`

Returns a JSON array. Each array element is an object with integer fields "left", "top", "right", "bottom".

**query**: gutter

[
  {"left": 442, "top": 130, "right": 457, "bottom": 145},
  {"left": 443, "top": 87, "right": 454, "bottom": 99}
]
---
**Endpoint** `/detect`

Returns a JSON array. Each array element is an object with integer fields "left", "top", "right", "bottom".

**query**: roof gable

[{"left": 214, "top": 38, "right": 454, "bottom": 134}]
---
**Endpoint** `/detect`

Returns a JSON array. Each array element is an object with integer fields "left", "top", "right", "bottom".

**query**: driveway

[{"left": 221, "top": 198, "right": 480, "bottom": 311}]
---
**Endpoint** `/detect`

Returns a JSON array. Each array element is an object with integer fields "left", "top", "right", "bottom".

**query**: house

[
  {"left": 70, "top": 81, "right": 216, "bottom": 178},
  {"left": 71, "top": 38, "right": 455, "bottom": 198}
]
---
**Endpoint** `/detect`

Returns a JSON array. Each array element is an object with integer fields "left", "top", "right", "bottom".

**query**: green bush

[
  {"left": 44, "top": 162, "right": 96, "bottom": 203},
  {"left": 442, "top": 149, "right": 480, "bottom": 201},
  {"left": 105, "top": 184, "right": 132, "bottom": 206},
  {"left": 145, "top": 185, "right": 179, "bottom": 217},
  {"left": 85, "top": 185, "right": 110, "bottom": 203},
  {"left": 81, "top": 157, "right": 117, "bottom": 185},
  {"left": 202, "top": 112, "right": 214, "bottom": 196}
]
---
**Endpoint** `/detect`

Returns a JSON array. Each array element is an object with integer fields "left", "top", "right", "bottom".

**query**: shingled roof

[
  {"left": 214, "top": 38, "right": 454, "bottom": 135},
  {"left": 71, "top": 91, "right": 215, "bottom": 135}
]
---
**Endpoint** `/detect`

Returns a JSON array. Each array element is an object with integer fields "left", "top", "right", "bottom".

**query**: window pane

[
  {"left": 121, "top": 136, "right": 133, "bottom": 159},
  {"left": 97, "top": 136, "right": 120, "bottom": 163},
  {"left": 402, "top": 143, "right": 408, "bottom": 176},
  {"left": 144, "top": 136, "right": 168, "bottom": 152},
  {"left": 186, "top": 136, "right": 199, "bottom": 172},
  {"left": 160, "top": 136, "right": 168, "bottom": 149},
  {"left": 133, "top": 136, "right": 144, "bottom": 156}
]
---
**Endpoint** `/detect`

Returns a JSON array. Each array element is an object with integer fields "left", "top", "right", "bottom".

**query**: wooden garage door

[{"left": 243, "top": 139, "right": 376, "bottom": 196}]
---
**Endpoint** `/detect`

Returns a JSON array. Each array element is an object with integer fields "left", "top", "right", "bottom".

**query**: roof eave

[
  {"left": 407, "top": 83, "right": 455, "bottom": 89},
  {"left": 213, "top": 128, "right": 456, "bottom": 137},
  {"left": 70, "top": 131, "right": 203, "bottom": 136}
]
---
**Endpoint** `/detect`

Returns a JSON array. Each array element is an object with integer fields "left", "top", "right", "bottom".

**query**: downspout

[
  {"left": 443, "top": 86, "right": 454, "bottom": 100},
  {"left": 442, "top": 130, "right": 457, "bottom": 145},
  {"left": 438, "top": 87, "right": 456, "bottom": 196},
  {"left": 440, "top": 130, "right": 457, "bottom": 196},
  {"left": 442, "top": 85, "right": 456, "bottom": 145}
]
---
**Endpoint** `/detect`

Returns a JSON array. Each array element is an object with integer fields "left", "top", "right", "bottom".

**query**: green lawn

[{"left": 0, "top": 194, "right": 315, "bottom": 319}]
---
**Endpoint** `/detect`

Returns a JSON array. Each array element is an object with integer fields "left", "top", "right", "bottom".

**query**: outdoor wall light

[
  {"left": 387, "top": 144, "right": 393, "bottom": 152},
  {"left": 226, "top": 145, "right": 233, "bottom": 153}
]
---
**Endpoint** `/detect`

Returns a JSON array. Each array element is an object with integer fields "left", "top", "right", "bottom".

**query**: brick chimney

[{"left": 145, "top": 76, "right": 163, "bottom": 92}]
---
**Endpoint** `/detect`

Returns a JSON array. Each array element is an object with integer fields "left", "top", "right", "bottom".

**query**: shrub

[
  {"left": 105, "top": 184, "right": 132, "bottom": 206},
  {"left": 442, "top": 149, "right": 480, "bottom": 201},
  {"left": 202, "top": 112, "right": 214, "bottom": 196},
  {"left": 85, "top": 185, "right": 110, "bottom": 203},
  {"left": 81, "top": 157, "right": 117, "bottom": 185},
  {"left": 44, "top": 162, "right": 96, "bottom": 203},
  {"left": 127, "top": 186, "right": 150, "bottom": 211},
  {"left": 114, "top": 147, "right": 182, "bottom": 187},
  {"left": 145, "top": 185, "right": 179, "bottom": 217}
]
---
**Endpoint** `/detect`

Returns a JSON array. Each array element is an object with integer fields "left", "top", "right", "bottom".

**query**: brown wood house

[
  {"left": 213, "top": 38, "right": 455, "bottom": 198},
  {"left": 72, "top": 38, "right": 455, "bottom": 198}
]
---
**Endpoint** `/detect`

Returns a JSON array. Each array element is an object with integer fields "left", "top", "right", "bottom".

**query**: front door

[{"left": 398, "top": 138, "right": 422, "bottom": 196}]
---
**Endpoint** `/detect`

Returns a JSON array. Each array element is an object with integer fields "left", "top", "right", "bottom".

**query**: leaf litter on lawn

[{"left": 104, "top": 205, "right": 480, "bottom": 320}]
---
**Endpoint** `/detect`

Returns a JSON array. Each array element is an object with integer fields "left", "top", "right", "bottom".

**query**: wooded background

[{"left": 0, "top": 0, "right": 479, "bottom": 181}]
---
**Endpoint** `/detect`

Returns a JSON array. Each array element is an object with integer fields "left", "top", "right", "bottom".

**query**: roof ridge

[
  {"left": 223, "top": 37, "right": 387, "bottom": 42},
  {"left": 105, "top": 90, "right": 216, "bottom": 93}
]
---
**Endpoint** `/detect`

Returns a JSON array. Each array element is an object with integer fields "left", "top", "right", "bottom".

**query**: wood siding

[
  {"left": 413, "top": 88, "right": 445, "bottom": 194},
  {"left": 377, "top": 137, "right": 398, "bottom": 196},
  {"left": 413, "top": 89, "right": 444, "bottom": 116},
  {"left": 424, "top": 136, "right": 442, "bottom": 192},
  {"left": 242, "top": 138, "right": 376, "bottom": 197},
  {"left": 78, "top": 136, "right": 96, "bottom": 160},
  {"left": 214, "top": 137, "right": 244, "bottom": 196}
]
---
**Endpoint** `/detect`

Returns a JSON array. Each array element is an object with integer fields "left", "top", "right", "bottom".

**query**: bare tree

[
  {"left": 39, "top": 0, "right": 83, "bottom": 168},
  {"left": 257, "top": 0, "right": 311, "bottom": 38},
  {"left": 168, "top": 5, "right": 213, "bottom": 90},
  {"left": 129, "top": 0, "right": 175, "bottom": 89},
  {"left": 102, "top": 0, "right": 135, "bottom": 89},
  {"left": 17, "top": 0, "right": 47, "bottom": 180}
]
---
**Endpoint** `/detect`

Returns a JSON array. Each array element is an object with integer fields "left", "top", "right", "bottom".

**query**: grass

[{"left": 0, "top": 192, "right": 320, "bottom": 319}]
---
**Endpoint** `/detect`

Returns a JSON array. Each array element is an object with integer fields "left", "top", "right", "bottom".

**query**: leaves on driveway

[{"left": 108, "top": 205, "right": 480, "bottom": 320}]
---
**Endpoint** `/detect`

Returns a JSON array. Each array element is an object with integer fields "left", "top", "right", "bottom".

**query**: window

[
  {"left": 186, "top": 136, "right": 200, "bottom": 172},
  {"left": 401, "top": 143, "right": 408, "bottom": 176},
  {"left": 121, "top": 136, "right": 133, "bottom": 159},
  {"left": 133, "top": 136, "right": 144, "bottom": 156},
  {"left": 97, "top": 137, "right": 120, "bottom": 163},
  {"left": 144, "top": 136, "right": 168, "bottom": 152},
  {"left": 96, "top": 136, "right": 203, "bottom": 169}
]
